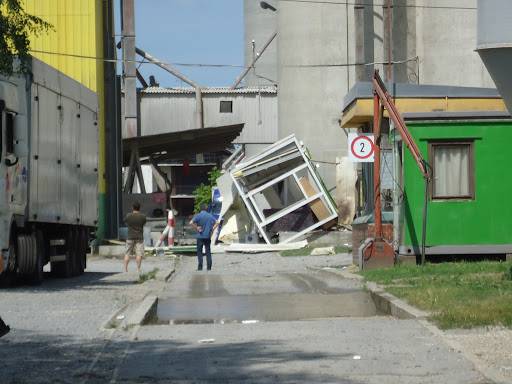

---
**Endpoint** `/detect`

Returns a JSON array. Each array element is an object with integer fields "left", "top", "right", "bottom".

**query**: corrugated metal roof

[
  {"left": 141, "top": 86, "right": 277, "bottom": 95},
  {"left": 123, "top": 124, "right": 244, "bottom": 166}
]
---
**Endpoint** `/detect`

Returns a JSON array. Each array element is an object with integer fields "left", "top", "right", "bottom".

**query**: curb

[
  {"left": 365, "top": 281, "right": 429, "bottom": 320},
  {"left": 125, "top": 295, "right": 158, "bottom": 328},
  {"left": 316, "top": 266, "right": 428, "bottom": 319},
  {"left": 156, "top": 267, "right": 175, "bottom": 282}
]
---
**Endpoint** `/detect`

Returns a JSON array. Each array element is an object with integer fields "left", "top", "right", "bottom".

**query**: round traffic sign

[{"left": 350, "top": 135, "right": 374, "bottom": 159}]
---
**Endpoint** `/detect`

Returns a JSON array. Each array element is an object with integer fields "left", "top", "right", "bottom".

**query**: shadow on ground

[
  {"left": 0, "top": 330, "right": 362, "bottom": 384},
  {"left": 0, "top": 271, "right": 130, "bottom": 292}
]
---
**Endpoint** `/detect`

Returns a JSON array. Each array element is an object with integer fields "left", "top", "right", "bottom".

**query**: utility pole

[
  {"left": 122, "top": 0, "right": 137, "bottom": 139},
  {"left": 385, "top": 0, "right": 393, "bottom": 82}
]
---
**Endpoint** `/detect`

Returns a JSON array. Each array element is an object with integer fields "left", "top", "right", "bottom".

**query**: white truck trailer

[{"left": 0, "top": 57, "right": 98, "bottom": 284}]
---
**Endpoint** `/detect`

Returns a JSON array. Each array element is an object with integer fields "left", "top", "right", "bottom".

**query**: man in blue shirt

[{"left": 190, "top": 204, "right": 218, "bottom": 271}]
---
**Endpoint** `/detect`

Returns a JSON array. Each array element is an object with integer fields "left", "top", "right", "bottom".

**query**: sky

[{"left": 116, "top": 0, "right": 244, "bottom": 88}]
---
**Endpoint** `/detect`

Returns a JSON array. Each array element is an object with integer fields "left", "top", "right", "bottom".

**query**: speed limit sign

[{"left": 348, "top": 133, "right": 375, "bottom": 162}]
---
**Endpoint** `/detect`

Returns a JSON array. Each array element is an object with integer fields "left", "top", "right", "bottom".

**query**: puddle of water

[{"left": 156, "top": 291, "right": 378, "bottom": 324}]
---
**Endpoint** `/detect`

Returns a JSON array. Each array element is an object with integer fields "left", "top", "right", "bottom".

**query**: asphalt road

[
  {"left": 0, "top": 256, "right": 174, "bottom": 384},
  {"left": 116, "top": 252, "right": 489, "bottom": 384},
  {"left": 0, "top": 252, "right": 492, "bottom": 383}
]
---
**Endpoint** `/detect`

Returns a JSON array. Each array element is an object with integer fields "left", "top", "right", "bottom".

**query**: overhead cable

[
  {"left": 276, "top": 0, "right": 476, "bottom": 10},
  {"left": 28, "top": 49, "right": 246, "bottom": 68},
  {"left": 29, "top": 49, "right": 418, "bottom": 70},
  {"left": 284, "top": 56, "right": 419, "bottom": 68}
]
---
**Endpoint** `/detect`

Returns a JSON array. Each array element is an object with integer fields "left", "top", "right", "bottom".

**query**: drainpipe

[
  {"left": 391, "top": 121, "right": 401, "bottom": 255},
  {"left": 134, "top": 47, "right": 204, "bottom": 129}
]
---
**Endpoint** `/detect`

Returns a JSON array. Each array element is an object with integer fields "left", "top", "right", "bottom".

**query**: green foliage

[
  {"left": 136, "top": 268, "right": 159, "bottom": 284},
  {"left": 0, "top": 0, "right": 53, "bottom": 76},
  {"left": 361, "top": 261, "right": 512, "bottom": 329},
  {"left": 280, "top": 245, "right": 352, "bottom": 257},
  {"left": 192, "top": 167, "right": 221, "bottom": 213},
  {"left": 506, "top": 265, "right": 512, "bottom": 281}
]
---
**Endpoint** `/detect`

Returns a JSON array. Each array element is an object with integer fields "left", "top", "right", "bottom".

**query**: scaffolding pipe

[{"left": 135, "top": 47, "right": 204, "bottom": 129}]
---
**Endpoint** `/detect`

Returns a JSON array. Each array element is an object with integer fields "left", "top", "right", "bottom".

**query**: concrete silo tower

[
  {"left": 244, "top": 0, "right": 278, "bottom": 87},
  {"left": 277, "top": 0, "right": 355, "bottom": 191}
]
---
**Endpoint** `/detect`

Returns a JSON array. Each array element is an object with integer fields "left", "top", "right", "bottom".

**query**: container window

[
  {"left": 429, "top": 141, "right": 474, "bottom": 200},
  {"left": 219, "top": 100, "right": 233, "bottom": 113}
]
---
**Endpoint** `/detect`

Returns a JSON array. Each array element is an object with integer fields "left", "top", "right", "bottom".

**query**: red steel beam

[{"left": 372, "top": 70, "right": 429, "bottom": 179}]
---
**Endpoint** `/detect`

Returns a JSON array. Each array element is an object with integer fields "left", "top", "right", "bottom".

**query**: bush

[{"left": 192, "top": 167, "right": 221, "bottom": 213}]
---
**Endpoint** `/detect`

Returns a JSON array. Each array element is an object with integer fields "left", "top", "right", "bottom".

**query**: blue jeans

[{"left": 196, "top": 238, "right": 212, "bottom": 270}]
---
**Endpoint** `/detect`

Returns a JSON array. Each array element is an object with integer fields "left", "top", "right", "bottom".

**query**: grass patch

[
  {"left": 280, "top": 247, "right": 314, "bottom": 257},
  {"left": 136, "top": 268, "right": 159, "bottom": 284},
  {"left": 280, "top": 245, "right": 351, "bottom": 257},
  {"left": 361, "top": 261, "right": 512, "bottom": 329}
]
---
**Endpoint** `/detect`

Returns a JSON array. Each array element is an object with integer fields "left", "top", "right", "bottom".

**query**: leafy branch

[
  {"left": 192, "top": 167, "right": 221, "bottom": 213},
  {"left": 0, "top": 0, "right": 53, "bottom": 76}
]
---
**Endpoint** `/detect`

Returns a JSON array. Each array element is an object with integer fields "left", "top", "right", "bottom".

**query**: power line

[
  {"left": 29, "top": 49, "right": 418, "bottom": 70},
  {"left": 284, "top": 56, "right": 418, "bottom": 68},
  {"left": 276, "top": 0, "right": 476, "bottom": 10},
  {"left": 28, "top": 49, "right": 246, "bottom": 68}
]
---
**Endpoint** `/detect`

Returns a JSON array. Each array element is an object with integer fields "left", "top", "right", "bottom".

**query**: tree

[
  {"left": 192, "top": 167, "right": 221, "bottom": 213},
  {"left": 0, "top": 0, "right": 52, "bottom": 76}
]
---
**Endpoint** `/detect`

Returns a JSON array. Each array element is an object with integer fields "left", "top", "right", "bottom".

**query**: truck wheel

[
  {"left": 17, "top": 234, "right": 37, "bottom": 275},
  {"left": 27, "top": 232, "right": 44, "bottom": 285}
]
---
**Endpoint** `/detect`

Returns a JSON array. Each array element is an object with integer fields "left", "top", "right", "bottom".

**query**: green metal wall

[{"left": 403, "top": 120, "right": 512, "bottom": 248}]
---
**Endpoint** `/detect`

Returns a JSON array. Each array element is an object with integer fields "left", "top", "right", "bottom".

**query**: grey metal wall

[
  {"left": 29, "top": 58, "right": 98, "bottom": 227},
  {"left": 244, "top": 0, "right": 278, "bottom": 86},
  {"left": 477, "top": 0, "right": 512, "bottom": 113},
  {"left": 140, "top": 89, "right": 278, "bottom": 145}
]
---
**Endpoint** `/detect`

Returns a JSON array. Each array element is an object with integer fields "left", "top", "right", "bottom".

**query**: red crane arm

[{"left": 372, "top": 71, "right": 429, "bottom": 179}]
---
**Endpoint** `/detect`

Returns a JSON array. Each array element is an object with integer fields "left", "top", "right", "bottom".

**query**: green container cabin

[
  {"left": 401, "top": 113, "right": 512, "bottom": 257},
  {"left": 341, "top": 82, "right": 511, "bottom": 259}
]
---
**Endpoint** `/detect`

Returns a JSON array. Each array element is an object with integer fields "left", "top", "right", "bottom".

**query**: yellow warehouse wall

[{"left": 23, "top": 0, "right": 103, "bottom": 93}]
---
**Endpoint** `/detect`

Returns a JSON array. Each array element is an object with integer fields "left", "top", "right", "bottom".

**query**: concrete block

[
  {"left": 311, "top": 246, "right": 335, "bottom": 256},
  {"left": 126, "top": 295, "right": 158, "bottom": 327}
]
